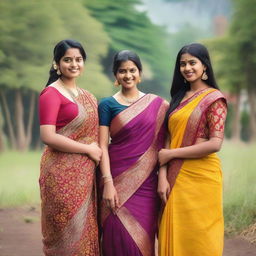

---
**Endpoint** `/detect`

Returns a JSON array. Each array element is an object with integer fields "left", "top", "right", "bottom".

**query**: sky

[{"left": 137, "top": 0, "right": 231, "bottom": 33}]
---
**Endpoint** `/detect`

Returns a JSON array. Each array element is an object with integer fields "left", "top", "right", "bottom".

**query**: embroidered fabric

[{"left": 197, "top": 99, "right": 227, "bottom": 139}]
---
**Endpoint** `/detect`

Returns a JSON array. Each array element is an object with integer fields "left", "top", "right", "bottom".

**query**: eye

[
  {"left": 130, "top": 68, "right": 137, "bottom": 73},
  {"left": 118, "top": 69, "right": 126, "bottom": 74},
  {"left": 76, "top": 57, "right": 83, "bottom": 62},
  {"left": 190, "top": 61, "right": 196, "bottom": 65},
  {"left": 63, "top": 57, "right": 72, "bottom": 63},
  {"left": 180, "top": 62, "right": 186, "bottom": 67}
]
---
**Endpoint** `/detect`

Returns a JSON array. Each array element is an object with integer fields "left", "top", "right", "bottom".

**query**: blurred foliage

[
  {"left": 230, "top": 0, "right": 256, "bottom": 91},
  {"left": 240, "top": 110, "right": 250, "bottom": 142},
  {"left": 85, "top": 0, "right": 172, "bottom": 97},
  {"left": 0, "top": 0, "right": 112, "bottom": 97}
]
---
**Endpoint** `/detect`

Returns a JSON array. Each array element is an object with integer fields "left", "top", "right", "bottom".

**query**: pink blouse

[
  {"left": 197, "top": 99, "right": 227, "bottom": 139},
  {"left": 39, "top": 87, "right": 78, "bottom": 130}
]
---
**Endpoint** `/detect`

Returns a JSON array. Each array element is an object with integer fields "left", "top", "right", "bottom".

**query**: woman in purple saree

[{"left": 98, "top": 50, "right": 168, "bottom": 256}]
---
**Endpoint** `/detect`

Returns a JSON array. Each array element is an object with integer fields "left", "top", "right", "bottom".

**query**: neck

[
  {"left": 190, "top": 81, "right": 208, "bottom": 92},
  {"left": 121, "top": 87, "right": 139, "bottom": 97},
  {"left": 59, "top": 77, "right": 76, "bottom": 89}
]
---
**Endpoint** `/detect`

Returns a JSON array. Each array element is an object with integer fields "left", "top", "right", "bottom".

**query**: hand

[
  {"left": 158, "top": 149, "right": 173, "bottom": 166},
  {"left": 103, "top": 182, "right": 120, "bottom": 214},
  {"left": 87, "top": 142, "right": 102, "bottom": 165},
  {"left": 157, "top": 175, "right": 171, "bottom": 204}
]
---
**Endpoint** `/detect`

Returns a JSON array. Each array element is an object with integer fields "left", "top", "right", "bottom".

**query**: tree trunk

[
  {"left": 25, "top": 91, "right": 36, "bottom": 149},
  {"left": 231, "top": 92, "right": 241, "bottom": 141},
  {"left": 0, "top": 105, "right": 5, "bottom": 152},
  {"left": 247, "top": 88, "right": 256, "bottom": 142},
  {"left": 15, "top": 89, "right": 27, "bottom": 151},
  {"left": 0, "top": 90, "right": 16, "bottom": 149}
]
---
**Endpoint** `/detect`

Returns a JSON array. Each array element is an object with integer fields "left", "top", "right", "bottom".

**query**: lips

[
  {"left": 184, "top": 72, "right": 194, "bottom": 78},
  {"left": 69, "top": 69, "right": 79, "bottom": 73}
]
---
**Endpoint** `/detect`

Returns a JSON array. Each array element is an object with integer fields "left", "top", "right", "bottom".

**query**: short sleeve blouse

[
  {"left": 197, "top": 98, "right": 227, "bottom": 139},
  {"left": 98, "top": 97, "right": 127, "bottom": 126},
  {"left": 39, "top": 87, "right": 78, "bottom": 130}
]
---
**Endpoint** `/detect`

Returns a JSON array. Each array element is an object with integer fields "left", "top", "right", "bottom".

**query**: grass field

[
  {"left": 0, "top": 151, "right": 41, "bottom": 207},
  {"left": 220, "top": 141, "right": 256, "bottom": 235},
  {"left": 0, "top": 141, "right": 255, "bottom": 234}
]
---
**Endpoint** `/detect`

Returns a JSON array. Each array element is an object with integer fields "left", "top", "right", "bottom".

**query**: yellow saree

[{"left": 159, "top": 89, "right": 225, "bottom": 256}]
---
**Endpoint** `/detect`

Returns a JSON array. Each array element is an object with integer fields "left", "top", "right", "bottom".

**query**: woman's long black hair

[
  {"left": 112, "top": 50, "right": 142, "bottom": 75},
  {"left": 46, "top": 39, "right": 87, "bottom": 86},
  {"left": 166, "top": 43, "right": 219, "bottom": 119}
]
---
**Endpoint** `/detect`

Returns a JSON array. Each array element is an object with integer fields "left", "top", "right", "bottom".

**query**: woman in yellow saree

[{"left": 158, "top": 43, "right": 227, "bottom": 256}]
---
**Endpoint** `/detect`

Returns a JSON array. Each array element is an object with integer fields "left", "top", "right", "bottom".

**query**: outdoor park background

[{"left": 0, "top": 0, "right": 256, "bottom": 252}]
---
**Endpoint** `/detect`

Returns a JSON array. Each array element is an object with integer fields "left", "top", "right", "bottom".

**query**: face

[
  {"left": 58, "top": 48, "right": 84, "bottom": 79},
  {"left": 115, "top": 60, "right": 141, "bottom": 89},
  {"left": 179, "top": 53, "right": 206, "bottom": 83}
]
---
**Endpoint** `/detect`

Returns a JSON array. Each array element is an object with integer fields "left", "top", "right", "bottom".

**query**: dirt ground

[{"left": 0, "top": 206, "right": 255, "bottom": 256}]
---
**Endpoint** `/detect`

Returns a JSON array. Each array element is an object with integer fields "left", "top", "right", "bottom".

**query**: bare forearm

[
  {"left": 158, "top": 165, "right": 168, "bottom": 178},
  {"left": 100, "top": 148, "right": 112, "bottom": 176},
  {"left": 171, "top": 138, "right": 223, "bottom": 159},
  {"left": 41, "top": 133, "right": 91, "bottom": 154}
]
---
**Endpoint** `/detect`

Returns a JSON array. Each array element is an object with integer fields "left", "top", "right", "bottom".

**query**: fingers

[
  {"left": 162, "top": 193, "right": 167, "bottom": 204},
  {"left": 114, "top": 194, "right": 120, "bottom": 209},
  {"left": 158, "top": 187, "right": 171, "bottom": 204}
]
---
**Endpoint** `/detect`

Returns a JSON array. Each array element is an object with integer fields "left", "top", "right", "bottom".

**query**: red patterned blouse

[{"left": 197, "top": 99, "right": 227, "bottom": 139}]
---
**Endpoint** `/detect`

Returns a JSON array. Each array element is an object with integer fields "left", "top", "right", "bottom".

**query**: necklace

[
  {"left": 59, "top": 78, "right": 80, "bottom": 98},
  {"left": 119, "top": 91, "right": 142, "bottom": 104}
]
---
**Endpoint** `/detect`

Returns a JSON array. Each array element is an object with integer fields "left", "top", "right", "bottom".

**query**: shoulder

[
  {"left": 39, "top": 87, "right": 61, "bottom": 103},
  {"left": 40, "top": 86, "right": 58, "bottom": 96},
  {"left": 98, "top": 96, "right": 115, "bottom": 107},
  {"left": 208, "top": 88, "right": 225, "bottom": 98},
  {"left": 147, "top": 94, "right": 169, "bottom": 106}
]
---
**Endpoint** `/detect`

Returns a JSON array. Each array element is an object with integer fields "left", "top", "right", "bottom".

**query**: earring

[
  {"left": 184, "top": 79, "right": 187, "bottom": 84},
  {"left": 53, "top": 61, "right": 58, "bottom": 70},
  {"left": 114, "top": 80, "right": 120, "bottom": 86},
  {"left": 53, "top": 61, "right": 61, "bottom": 75},
  {"left": 138, "top": 78, "right": 141, "bottom": 84},
  {"left": 202, "top": 71, "right": 208, "bottom": 80}
]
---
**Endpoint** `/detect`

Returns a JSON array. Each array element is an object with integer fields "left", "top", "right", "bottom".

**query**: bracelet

[
  {"left": 102, "top": 174, "right": 112, "bottom": 179},
  {"left": 103, "top": 177, "right": 113, "bottom": 184}
]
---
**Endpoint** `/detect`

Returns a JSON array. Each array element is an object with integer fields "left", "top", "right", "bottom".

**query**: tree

[
  {"left": 85, "top": 0, "right": 172, "bottom": 96},
  {"left": 230, "top": 0, "right": 256, "bottom": 142},
  {"left": 0, "top": 0, "right": 111, "bottom": 151},
  {"left": 205, "top": 36, "right": 245, "bottom": 141}
]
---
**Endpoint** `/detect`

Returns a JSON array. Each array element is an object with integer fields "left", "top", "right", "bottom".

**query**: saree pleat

[
  {"left": 159, "top": 89, "right": 225, "bottom": 256},
  {"left": 40, "top": 89, "right": 100, "bottom": 256},
  {"left": 101, "top": 94, "right": 169, "bottom": 256}
]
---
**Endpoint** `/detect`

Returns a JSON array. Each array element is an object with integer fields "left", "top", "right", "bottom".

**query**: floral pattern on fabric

[
  {"left": 197, "top": 99, "right": 227, "bottom": 139},
  {"left": 39, "top": 89, "right": 100, "bottom": 256}
]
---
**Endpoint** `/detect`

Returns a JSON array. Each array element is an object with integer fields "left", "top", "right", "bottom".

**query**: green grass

[
  {"left": 220, "top": 141, "right": 256, "bottom": 235},
  {"left": 0, "top": 143, "right": 255, "bottom": 234},
  {"left": 0, "top": 151, "right": 41, "bottom": 207}
]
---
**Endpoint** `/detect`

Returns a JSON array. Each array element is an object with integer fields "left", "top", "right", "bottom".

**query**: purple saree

[{"left": 101, "top": 94, "right": 169, "bottom": 256}]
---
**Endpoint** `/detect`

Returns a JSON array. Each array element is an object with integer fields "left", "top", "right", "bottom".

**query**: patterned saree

[
  {"left": 101, "top": 94, "right": 169, "bottom": 256},
  {"left": 39, "top": 89, "right": 100, "bottom": 256},
  {"left": 159, "top": 88, "right": 226, "bottom": 256}
]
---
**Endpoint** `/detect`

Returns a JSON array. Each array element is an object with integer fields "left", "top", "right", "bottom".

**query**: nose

[
  {"left": 184, "top": 63, "right": 191, "bottom": 71},
  {"left": 124, "top": 72, "right": 132, "bottom": 79},
  {"left": 71, "top": 59, "right": 77, "bottom": 67}
]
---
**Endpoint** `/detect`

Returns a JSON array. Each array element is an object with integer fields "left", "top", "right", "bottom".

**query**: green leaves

[{"left": 0, "top": 0, "right": 112, "bottom": 96}]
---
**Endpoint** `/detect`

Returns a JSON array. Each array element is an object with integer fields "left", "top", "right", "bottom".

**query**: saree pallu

[
  {"left": 159, "top": 89, "right": 225, "bottom": 256},
  {"left": 39, "top": 89, "right": 100, "bottom": 256},
  {"left": 101, "top": 94, "right": 169, "bottom": 256}
]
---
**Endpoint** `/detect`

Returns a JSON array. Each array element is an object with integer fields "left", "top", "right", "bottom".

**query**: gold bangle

[
  {"left": 103, "top": 177, "right": 113, "bottom": 184},
  {"left": 102, "top": 174, "right": 112, "bottom": 179}
]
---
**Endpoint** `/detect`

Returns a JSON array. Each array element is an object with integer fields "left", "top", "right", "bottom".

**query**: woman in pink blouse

[
  {"left": 38, "top": 39, "right": 102, "bottom": 256},
  {"left": 157, "top": 43, "right": 227, "bottom": 256}
]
